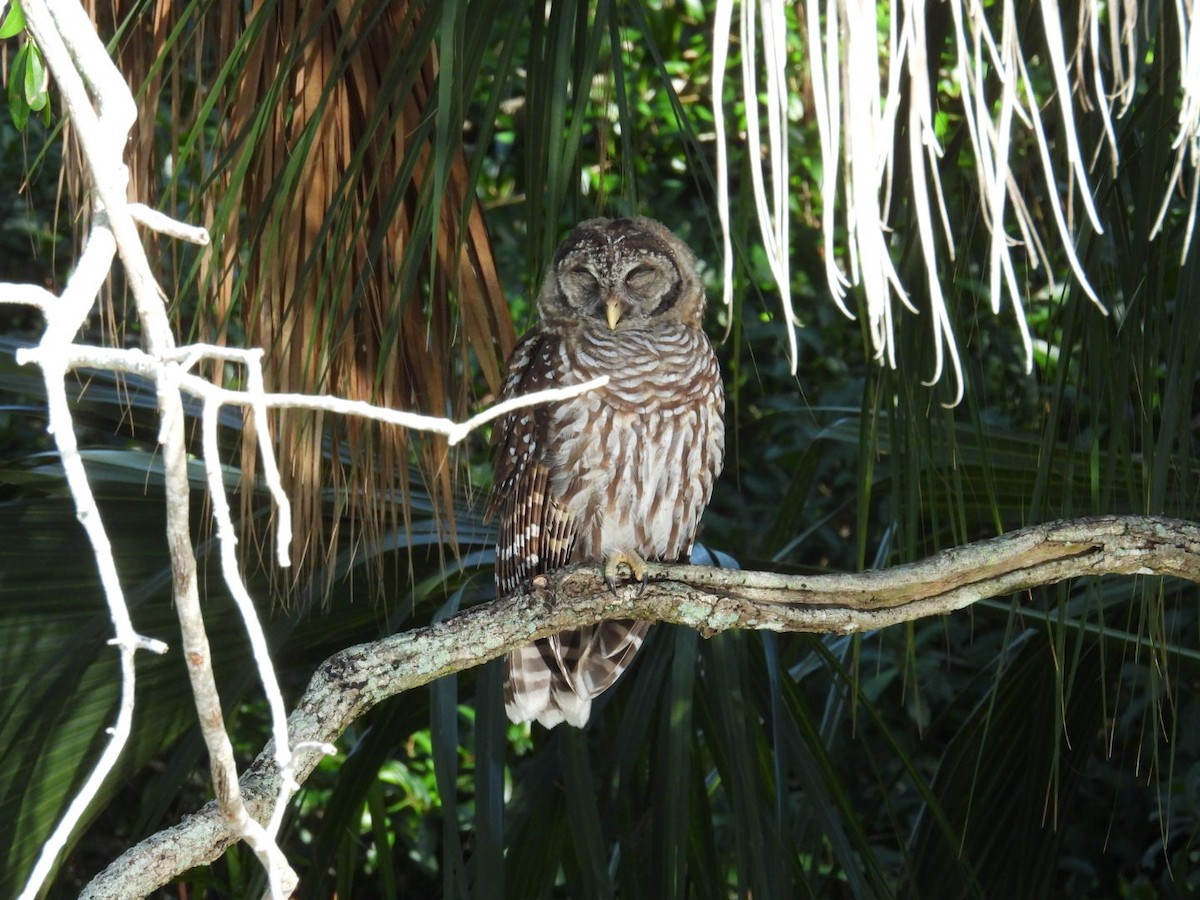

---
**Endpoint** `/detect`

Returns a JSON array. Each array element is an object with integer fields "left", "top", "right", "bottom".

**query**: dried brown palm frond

[{"left": 72, "top": 0, "right": 516, "bottom": 598}]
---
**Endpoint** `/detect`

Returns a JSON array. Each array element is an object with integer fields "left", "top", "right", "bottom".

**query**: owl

[{"left": 489, "top": 216, "right": 725, "bottom": 728}]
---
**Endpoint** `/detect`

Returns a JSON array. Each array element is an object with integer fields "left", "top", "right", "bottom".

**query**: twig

[
  {"left": 9, "top": 221, "right": 169, "bottom": 900},
  {"left": 7, "top": 341, "right": 610, "bottom": 451},
  {"left": 0, "top": 5, "right": 609, "bottom": 883},
  {"left": 128, "top": 202, "right": 211, "bottom": 244},
  {"left": 15, "top": 0, "right": 292, "bottom": 894}
]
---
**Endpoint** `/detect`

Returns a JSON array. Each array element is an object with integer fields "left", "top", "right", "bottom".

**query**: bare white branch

[
  {"left": 198, "top": 390, "right": 294, "bottom": 767},
  {"left": 448, "top": 376, "right": 610, "bottom": 444},
  {"left": 128, "top": 202, "right": 211, "bottom": 244},
  {"left": 5, "top": 213, "right": 151, "bottom": 900},
  {"left": 1, "top": 5, "right": 608, "bottom": 882},
  {"left": 12, "top": 340, "right": 610, "bottom": 452},
  {"left": 15, "top": 0, "right": 295, "bottom": 895},
  {"left": 0, "top": 284, "right": 57, "bottom": 308},
  {"left": 241, "top": 350, "right": 294, "bottom": 567},
  {"left": 12, "top": 312, "right": 145, "bottom": 900}
]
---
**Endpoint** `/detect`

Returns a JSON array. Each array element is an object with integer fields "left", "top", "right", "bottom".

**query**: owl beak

[{"left": 605, "top": 297, "right": 623, "bottom": 330}]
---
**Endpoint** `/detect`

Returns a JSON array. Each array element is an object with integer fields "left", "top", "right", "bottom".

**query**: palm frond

[{"left": 72, "top": 0, "right": 515, "bottom": 595}]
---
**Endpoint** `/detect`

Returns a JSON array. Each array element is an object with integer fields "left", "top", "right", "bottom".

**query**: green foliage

[
  {"left": 0, "top": 1, "right": 25, "bottom": 37},
  {"left": 2, "top": 3, "right": 52, "bottom": 132}
]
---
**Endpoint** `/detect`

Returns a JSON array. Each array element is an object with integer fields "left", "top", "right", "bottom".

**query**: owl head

[{"left": 537, "top": 217, "right": 706, "bottom": 332}]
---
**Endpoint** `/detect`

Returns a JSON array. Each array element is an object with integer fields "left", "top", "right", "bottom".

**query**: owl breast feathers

[{"left": 489, "top": 216, "right": 725, "bottom": 728}]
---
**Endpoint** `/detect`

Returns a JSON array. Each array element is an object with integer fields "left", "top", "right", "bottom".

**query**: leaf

[
  {"left": 0, "top": 1, "right": 25, "bottom": 39},
  {"left": 23, "top": 41, "right": 47, "bottom": 112},
  {"left": 652, "top": 627, "right": 698, "bottom": 898},
  {"left": 470, "top": 660, "right": 506, "bottom": 900},
  {"left": 7, "top": 40, "right": 29, "bottom": 131},
  {"left": 559, "top": 729, "right": 614, "bottom": 900}
]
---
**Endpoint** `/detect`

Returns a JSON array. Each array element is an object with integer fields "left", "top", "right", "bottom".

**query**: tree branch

[
  {"left": 15, "top": 0, "right": 303, "bottom": 890},
  {"left": 6, "top": 5, "right": 610, "bottom": 891},
  {"left": 82, "top": 514, "right": 1200, "bottom": 898}
]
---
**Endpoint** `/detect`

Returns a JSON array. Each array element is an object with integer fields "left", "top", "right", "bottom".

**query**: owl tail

[{"left": 503, "top": 620, "right": 651, "bottom": 728}]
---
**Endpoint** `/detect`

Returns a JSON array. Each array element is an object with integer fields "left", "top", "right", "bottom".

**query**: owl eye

[
  {"left": 624, "top": 263, "right": 661, "bottom": 293},
  {"left": 560, "top": 264, "right": 600, "bottom": 306},
  {"left": 566, "top": 266, "right": 597, "bottom": 287}
]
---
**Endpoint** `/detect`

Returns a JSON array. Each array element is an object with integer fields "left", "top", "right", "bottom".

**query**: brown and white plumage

[{"left": 489, "top": 217, "right": 725, "bottom": 728}]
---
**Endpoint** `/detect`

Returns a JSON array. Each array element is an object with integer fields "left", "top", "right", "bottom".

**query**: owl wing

[
  {"left": 490, "top": 329, "right": 684, "bottom": 728},
  {"left": 490, "top": 331, "right": 602, "bottom": 727},
  {"left": 488, "top": 330, "right": 579, "bottom": 597}
]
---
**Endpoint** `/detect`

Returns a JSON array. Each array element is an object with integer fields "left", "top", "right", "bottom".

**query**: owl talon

[{"left": 603, "top": 550, "right": 649, "bottom": 594}]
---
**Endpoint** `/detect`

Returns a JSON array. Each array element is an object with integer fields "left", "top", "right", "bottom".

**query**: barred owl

[{"left": 490, "top": 216, "right": 725, "bottom": 728}]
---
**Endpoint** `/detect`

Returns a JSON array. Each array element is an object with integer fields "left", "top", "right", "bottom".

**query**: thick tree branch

[{"left": 83, "top": 514, "right": 1200, "bottom": 898}]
